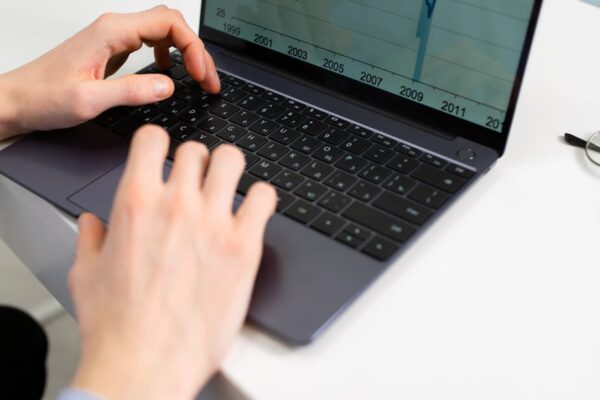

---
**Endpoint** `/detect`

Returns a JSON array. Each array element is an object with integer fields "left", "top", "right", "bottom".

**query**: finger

[
  {"left": 74, "top": 213, "right": 106, "bottom": 267},
  {"left": 121, "top": 125, "right": 170, "bottom": 186},
  {"left": 202, "top": 49, "right": 221, "bottom": 94},
  {"left": 153, "top": 44, "right": 173, "bottom": 70},
  {"left": 202, "top": 145, "right": 246, "bottom": 213},
  {"left": 76, "top": 74, "right": 173, "bottom": 116},
  {"left": 168, "top": 141, "right": 210, "bottom": 189},
  {"left": 235, "top": 182, "right": 277, "bottom": 239},
  {"left": 98, "top": 7, "right": 219, "bottom": 91}
]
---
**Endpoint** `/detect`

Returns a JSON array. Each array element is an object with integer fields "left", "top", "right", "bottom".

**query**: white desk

[{"left": 2, "top": 1, "right": 600, "bottom": 399}]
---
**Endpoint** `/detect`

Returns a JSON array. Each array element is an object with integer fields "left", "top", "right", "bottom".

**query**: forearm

[{"left": 0, "top": 71, "right": 26, "bottom": 141}]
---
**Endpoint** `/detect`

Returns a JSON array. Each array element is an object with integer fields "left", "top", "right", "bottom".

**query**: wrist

[
  {"left": 0, "top": 71, "right": 27, "bottom": 140},
  {"left": 71, "top": 345, "right": 214, "bottom": 400}
]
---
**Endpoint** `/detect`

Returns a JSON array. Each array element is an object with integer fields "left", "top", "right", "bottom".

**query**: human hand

[
  {"left": 0, "top": 6, "right": 219, "bottom": 140},
  {"left": 67, "top": 126, "right": 277, "bottom": 400}
]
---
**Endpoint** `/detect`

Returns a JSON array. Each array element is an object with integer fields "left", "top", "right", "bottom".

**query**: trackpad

[{"left": 68, "top": 163, "right": 172, "bottom": 223}]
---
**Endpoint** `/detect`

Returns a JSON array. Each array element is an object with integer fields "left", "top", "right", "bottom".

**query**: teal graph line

[{"left": 413, "top": 0, "right": 437, "bottom": 81}]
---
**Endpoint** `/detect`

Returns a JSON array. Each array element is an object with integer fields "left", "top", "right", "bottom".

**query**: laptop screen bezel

[{"left": 198, "top": 0, "right": 543, "bottom": 156}]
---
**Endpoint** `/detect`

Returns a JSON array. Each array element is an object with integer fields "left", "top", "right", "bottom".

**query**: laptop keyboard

[{"left": 95, "top": 52, "right": 475, "bottom": 262}]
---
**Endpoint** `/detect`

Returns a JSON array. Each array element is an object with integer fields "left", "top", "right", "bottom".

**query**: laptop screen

[{"left": 202, "top": 1, "right": 536, "bottom": 134}]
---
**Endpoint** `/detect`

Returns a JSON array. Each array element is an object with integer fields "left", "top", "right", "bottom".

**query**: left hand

[{"left": 0, "top": 6, "right": 220, "bottom": 139}]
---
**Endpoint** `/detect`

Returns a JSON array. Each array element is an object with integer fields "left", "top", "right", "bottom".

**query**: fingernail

[{"left": 153, "top": 78, "right": 169, "bottom": 97}]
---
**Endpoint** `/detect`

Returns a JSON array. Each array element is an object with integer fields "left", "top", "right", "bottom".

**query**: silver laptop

[{"left": 0, "top": 0, "right": 542, "bottom": 345}]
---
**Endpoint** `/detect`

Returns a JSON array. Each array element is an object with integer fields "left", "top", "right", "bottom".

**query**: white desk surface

[{"left": 2, "top": 1, "right": 600, "bottom": 399}]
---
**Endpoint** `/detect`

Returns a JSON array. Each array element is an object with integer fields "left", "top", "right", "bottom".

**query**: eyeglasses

[{"left": 564, "top": 132, "right": 600, "bottom": 166}]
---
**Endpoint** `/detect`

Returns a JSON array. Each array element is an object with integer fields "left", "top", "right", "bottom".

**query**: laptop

[{"left": 0, "top": 0, "right": 542, "bottom": 345}]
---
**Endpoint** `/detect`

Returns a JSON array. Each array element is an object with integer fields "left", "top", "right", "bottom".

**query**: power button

[{"left": 457, "top": 148, "right": 476, "bottom": 161}]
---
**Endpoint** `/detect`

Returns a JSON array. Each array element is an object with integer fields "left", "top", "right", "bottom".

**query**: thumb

[
  {"left": 74, "top": 213, "right": 106, "bottom": 267},
  {"left": 83, "top": 73, "right": 174, "bottom": 115}
]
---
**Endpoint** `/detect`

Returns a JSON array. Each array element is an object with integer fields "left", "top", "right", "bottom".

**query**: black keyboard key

[
  {"left": 193, "top": 132, "right": 221, "bottom": 149},
  {"left": 336, "top": 231, "right": 366, "bottom": 249},
  {"left": 446, "top": 164, "right": 475, "bottom": 179},
  {"left": 237, "top": 95, "right": 266, "bottom": 111},
  {"left": 348, "top": 181, "right": 381, "bottom": 202},
  {"left": 373, "top": 192, "right": 432, "bottom": 225},
  {"left": 237, "top": 132, "right": 267, "bottom": 151},
  {"left": 114, "top": 116, "right": 145, "bottom": 137},
  {"left": 242, "top": 83, "right": 265, "bottom": 95},
  {"left": 170, "top": 51, "right": 183, "bottom": 64},
  {"left": 275, "top": 189, "right": 295, "bottom": 212},
  {"left": 241, "top": 151, "right": 260, "bottom": 168},
  {"left": 237, "top": 173, "right": 259, "bottom": 195},
  {"left": 168, "top": 124, "right": 198, "bottom": 142},
  {"left": 412, "top": 164, "right": 466, "bottom": 193},
  {"left": 230, "top": 110, "right": 259, "bottom": 128},
  {"left": 335, "top": 154, "right": 368, "bottom": 174},
  {"left": 249, "top": 118, "right": 280, "bottom": 135},
  {"left": 221, "top": 87, "right": 247, "bottom": 103},
  {"left": 272, "top": 171, "right": 304, "bottom": 191},
  {"left": 396, "top": 143, "right": 422, "bottom": 158},
  {"left": 276, "top": 110, "right": 306, "bottom": 127},
  {"left": 387, "top": 154, "right": 419, "bottom": 174},
  {"left": 362, "top": 236, "right": 399, "bottom": 261},
  {"left": 408, "top": 184, "right": 450, "bottom": 209},
  {"left": 359, "top": 164, "right": 392, "bottom": 184},
  {"left": 319, "top": 128, "right": 349, "bottom": 145},
  {"left": 325, "top": 115, "right": 350, "bottom": 129},
  {"left": 324, "top": 171, "right": 357, "bottom": 192},
  {"left": 262, "top": 91, "right": 284, "bottom": 103},
  {"left": 313, "top": 145, "right": 344, "bottom": 164},
  {"left": 304, "top": 107, "right": 327, "bottom": 120},
  {"left": 364, "top": 145, "right": 395, "bottom": 164},
  {"left": 340, "top": 136, "right": 372, "bottom": 154},
  {"left": 297, "top": 119, "right": 327, "bottom": 136},
  {"left": 174, "top": 85, "right": 203, "bottom": 103},
  {"left": 249, "top": 160, "right": 282, "bottom": 180},
  {"left": 420, "top": 153, "right": 447, "bottom": 168},
  {"left": 291, "top": 135, "right": 321, "bottom": 154},
  {"left": 270, "top": 127, "right": 298, "bottom": 145},
  {"left": 224, "top": 75, "right": 244, "bottom": 87},
  {"left": 318, "top": 191, "right": 351, "bottom": 213},
  {"left": 294, "top": 180, "right": 327, "bottom": 202},
  {"left": 210, "top": 101, "right": 240, "bottom": 119},
  {"left": 97, "top": 107, "right": 133, "bottom": 128},
  {"left": 135, "top": 108, "right": 163, "bottom": 125},
  {"left": 257, "top": 102, "right": 286, "bottom": 119},
  {"left": 179, "top": 107, "right": 207, "bottom": 125},
  {"left": 347, "top": 124, "right": 373, "bottom": 138},
  {"left": 159, "top": 98, "right": 187, "bottom": 116},
  {"left": 383, "top": 173, "right": 416, "bottom": 195},
  {"left": 257, "top": 142, "right": 289, "bottom": 161},
  {"left": 282, "top": 99, "right": 306, "bottom": 112},
  {"left": 344, "top": 224, "right": 372, "bottom": 242},
  {"left": 279, "top": 151, "right": 310, "bottom": 171},
  {"left": 216, "top": 125, "right": 247, "bottom": 142},
  {"left": 284, "top": 200, "right": 321, "bottom": 224},
  {"left": 151, "top": 114, "right": 179, "bottom": 131},
  {"left": 371, "top": 134, "right": 396, "bottom": 148},
  {"left": 193, "top": 94, "right": 220, "bottom": 111},
  {"left": 183, "top": 75, "right": 199, "bottom": 86},
  {"left": 311, "top": 213, "right": 345, "bottom": 236},
  {"left": 155, "top": 64, "right": 187, "bottom": 80},
  {"left": 301, "top": 160, "right": 334, "bottom": 181},
  {"left": 342, "top": 202, "right": 415, "bottom": 242},
  {"left": 197, "top": 116, "right": 227, "bottom": 133}
]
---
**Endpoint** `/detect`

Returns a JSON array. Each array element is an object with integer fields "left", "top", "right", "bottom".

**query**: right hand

[{"left": 68, "top": 125, "right": 277, "bottom": 400}]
